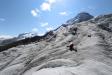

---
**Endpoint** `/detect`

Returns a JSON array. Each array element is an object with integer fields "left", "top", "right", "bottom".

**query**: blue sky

[{"left": 0, "top": 0, "right": 112, "bottom": 37}]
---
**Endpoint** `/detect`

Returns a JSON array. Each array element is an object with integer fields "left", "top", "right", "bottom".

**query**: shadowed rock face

[
  {"left": 67, "top": 12, "right": 93, "bottom": 24},
  {"left": 1, "top": 13, "right": 112, "bottom": 75}
]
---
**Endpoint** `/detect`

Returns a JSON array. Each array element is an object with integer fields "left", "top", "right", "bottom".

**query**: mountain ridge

[{"left": 0, "top": 12, "right": 94, "bottom": 51}]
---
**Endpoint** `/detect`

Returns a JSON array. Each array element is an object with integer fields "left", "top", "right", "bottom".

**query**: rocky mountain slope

[
  {"left": 18, "top": 32, "right": 39, "bottom": 40},
  {"left": 0, "top": 32, "right": 39, "bottom": 46},
  {"left": 0, "top": 13, "right": 112, "bottom": 75}
]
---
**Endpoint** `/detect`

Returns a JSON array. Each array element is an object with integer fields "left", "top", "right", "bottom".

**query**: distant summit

[
  {"left": 66, "top": 12, "right": 94, "bottom": 24},
  {"left": 0, "top": 32, "right": 38, "bottom": 46},
  {"left": 18, "top": 32, "right": 38, "bottom": 40}
]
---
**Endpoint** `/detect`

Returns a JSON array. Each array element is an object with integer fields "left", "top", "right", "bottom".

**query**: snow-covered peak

[
  {"left": 18, "top": 32, "right": 38, "bottom": 39},
  {"left": 66, "top": 12, "right": 93, "bottom": 24}
]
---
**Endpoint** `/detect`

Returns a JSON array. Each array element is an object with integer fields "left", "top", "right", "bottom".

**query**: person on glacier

[{"left": 67, "top": 42, "right": 77, "bottom": 52}]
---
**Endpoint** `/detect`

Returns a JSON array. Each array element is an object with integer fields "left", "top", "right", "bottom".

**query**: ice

[{"left": 1, "top": 13, "right": 112, "bottom": 75}]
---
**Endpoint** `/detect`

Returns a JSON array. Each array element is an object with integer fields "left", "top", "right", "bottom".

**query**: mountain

[
  {"left": 0, "top": 32, "right": 39, "bottom": 46},
  {"left": 0, "top": 35, "right": 14, "bottom": 44},
  {"left": 66, "top": 12, "right": 93, "bottom": 24},
  {"left": 0, "top": 13, "right": 112, "bottom": 75},
  {"left": 0, "top": 37, "right": 15, "bottom": 46},
  {"left": 0, "top": 12, "right": 93, "bottom": 49},
  {"left": 18, "top": 32, "right": 38, "bottom": 40},
  {"left": 0, "top": 38, "right": 7, "bottom": 44}
]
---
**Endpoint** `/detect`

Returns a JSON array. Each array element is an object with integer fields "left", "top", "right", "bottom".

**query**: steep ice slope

[{"left": 0, "top": 13, "right": 112, "bottom": 75}]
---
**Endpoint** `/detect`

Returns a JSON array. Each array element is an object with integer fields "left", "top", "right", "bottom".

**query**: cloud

[
  {"left": 41, "top": 22, "right": 49, "bottom": 27},
  {"left": 0, "top": 35, "right": 13, "bottom": 39},
  {"left": 46, "top": 27, "right": 53, "bottom": 31},
  {"left": 32, "top": 28, "right": 38, "bottom": 32},
  {"left": 31, "top": 8, "right": 40, "bottom": 17},
  {"left": 40, "top": 22, "right": 54, "bottom": 31},
  {"left": 59, "top": 12, "right": 68, "bottom": 16},
  {"left": 87, "top": 6, "right": 96, "bottom": 11},
  {"left": 40, "top": 0, "right": 56, "bottom": 11},
  {"left": 40, "top": 22, "right": 53, "bottom": 31},
  {"left": 0, "top": 18, "right": 5, "bottom": 22},
  {"left": 47, "top": 0, "right": 56, "bottom": 4},
  {"left": 40, "top": 2, "right": 51, "bottom": 11}
]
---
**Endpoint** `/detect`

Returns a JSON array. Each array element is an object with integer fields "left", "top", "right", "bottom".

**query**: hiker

[
  {"left": 67, "top": 42, "right": 77, "bottom": 52},
  {"left": 88, "top": 34, "right": 91, "bottom": 37}
]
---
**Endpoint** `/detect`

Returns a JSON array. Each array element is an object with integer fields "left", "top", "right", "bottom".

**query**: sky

[{"left": 0, "top": 0, "right": 112, "bottom": 38}]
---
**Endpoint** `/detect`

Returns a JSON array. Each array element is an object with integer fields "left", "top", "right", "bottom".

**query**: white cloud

[
  {"left": 46, "top": 27, "right": 53, "bottom": 31},
  {"left": 31, "top": 10, "right": 37, "bottom": 17},
  {"left": 0, "top": 18, "right": 5, "bottom": 22},
  {"left": 32, "top": 28, "right": 38, "bottom": 32},
  {"left": 87, "top": 6, "right": 96, "bottom": 11},
  {"left": 31, "top": 8, "right": 40, "bottom": 17},
  {"left": 47, "top": 0, "right": 56, "bottom": 4},
  {"left": 41, "top": 22, "right": 49, "bottom": 27},
  {"left": 40, "top": 2, "right": 51, "bottom": 11},
  {"left": 35, "top": 8, "right": 40, "bottom": 13},
  {"left": 40, "top": 22, "right": 53, "bottom": 31},
  {"left": 0, "top": 35, "right": 13, "bottom": 39},
  {"left": 40, "top": 0, "right": 56, "bottom": 11},
  {"left": 59, "top": 12, "right": 68, "bottom": 16}
]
